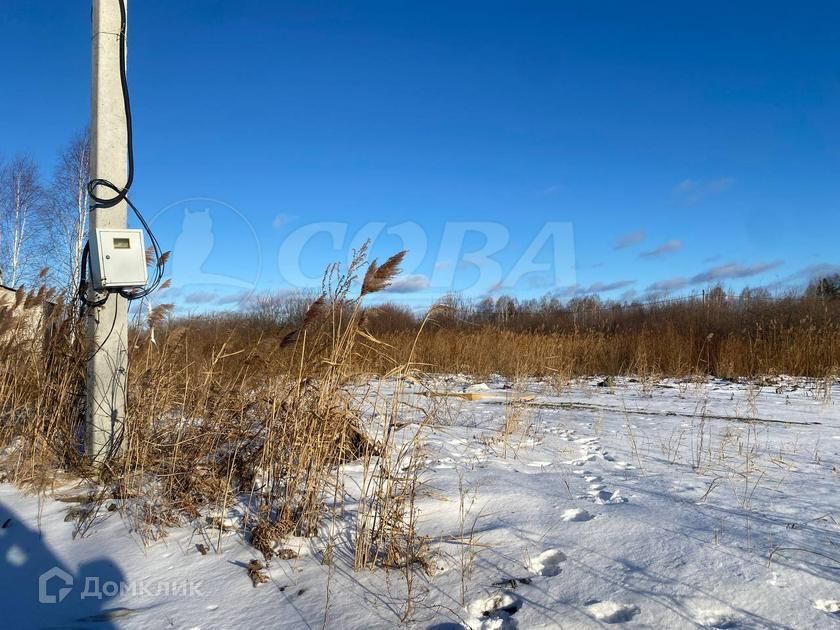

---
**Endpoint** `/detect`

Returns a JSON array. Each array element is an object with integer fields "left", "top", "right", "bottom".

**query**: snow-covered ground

[{"left": 1, "top": 376, "right": 839, "bottom": 629}]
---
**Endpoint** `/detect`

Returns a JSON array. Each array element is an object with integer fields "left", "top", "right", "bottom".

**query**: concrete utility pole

[{"left": 86, "top": 0, "right": 129, "bottom": 464}]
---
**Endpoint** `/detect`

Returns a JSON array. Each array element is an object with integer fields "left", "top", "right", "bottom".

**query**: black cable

[
  {"left": 79, "top": 0, "right": 166, "bottom": 315},
  {"left": 118, "top": 196, "right": 166, "bottom": 301},
  {"left": 87, "top": 0, "right": 133, "bottom": 209},
  {"left": 84, "top": 294, "right": 120, "bottom": 362}
]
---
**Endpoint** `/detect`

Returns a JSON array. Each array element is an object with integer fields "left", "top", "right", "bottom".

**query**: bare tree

[
  {"left": 47, "top": 130, "right": 90, "bottom": 296},
  {"left": 247, "top": 288, "right": 319, "bottom": 327},
  {"left": 808, "top": 274, "right": 840, "bottom": 300},
  {"left": 495, "top": 295, "right": 517, "bottom": 324},
  {"left": 0, "top": 155, "right": 42, "bottom": 287}
]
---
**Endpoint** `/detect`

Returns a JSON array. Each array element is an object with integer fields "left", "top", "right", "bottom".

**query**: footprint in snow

[
  {"left": 689, "top": 603, "right": 737, "bottom": 628},
  {"left": 814, "top": 599, "right": 840, "bottom": 615},
  {"left": 589, "top": 488, "right": 627, "bottom": 504},
  {"left": 528, "top": 549, "right": 566, "bottom": 577},
  {"left": 766, "top": 571, "right": 787, "bottom": 588},
  {"left": 561, "top": 508, "right": 593, "bottom": 522},
  {"left": 586, "top": 600, "right": 639, "bottom": 624},
  {"left": 568, "top": 453, "right": 601, "bottom": 466},
  {"left": 467, "top": 593, "right": 522, "bottom": 630}
]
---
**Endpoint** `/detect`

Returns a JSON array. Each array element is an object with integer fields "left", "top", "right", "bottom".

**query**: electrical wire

[
  {"left": 79, "top": 0, "right": 165, "bottom": 313},
  {"left": 86, "top": 0, "right": 133, "bottom": 209}
]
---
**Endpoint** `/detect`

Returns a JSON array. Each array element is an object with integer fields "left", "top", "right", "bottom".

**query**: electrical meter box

[{"left": 89, "top": 228, "right": 148, "bottom": 289}]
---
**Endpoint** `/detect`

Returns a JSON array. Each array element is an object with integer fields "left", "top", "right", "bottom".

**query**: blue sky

[{"left": 2, "top": 1, "right": 839, "bottom": 310}]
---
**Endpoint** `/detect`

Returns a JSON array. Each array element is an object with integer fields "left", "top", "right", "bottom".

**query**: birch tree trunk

[
  {"left": 48, "top": 131, "right": 91, "bottom": 296},
  {"left": 0, "top": 155, "right": 41, "bottom": 287}
]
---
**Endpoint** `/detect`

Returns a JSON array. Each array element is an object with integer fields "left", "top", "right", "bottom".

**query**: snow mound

[
  {"left": 591, "top": 489, "right": 628, "bottom": 504},
  {"left": 467, "top": 593, "right": 522, "bottom": 629},
  {"left": 561, "top": 508, "right": 593, "bottom": 522},
  {"left": 814, "top": 599, "right": 840, "bottom": 614},
  {"left": 527, "top": 549, "right": 566, "bottom": 577},
  {"left": 587, "top": 600, "right": 639, "bottom": 623},
  {"left": 694, "top": 607, "right": 737, "bottom": 628}
]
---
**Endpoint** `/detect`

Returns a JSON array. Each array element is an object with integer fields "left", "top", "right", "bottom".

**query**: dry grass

[
  {"left": 205, "top": 289, "right": 840, "bottom": 379},
  {"left": 0, "top": 284, "right": 84, "bottom": 482},
  {"left": 1, "top": 259, "right": 838, "bottom": 623},
  {"left": 0, "top": 248, "right": 438, "bottom": 613},
  {"left": 361, "top": 322, "right": 840, "bottom": 379}
]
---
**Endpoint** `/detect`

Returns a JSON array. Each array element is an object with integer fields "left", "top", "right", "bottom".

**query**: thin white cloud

[
  {"left": 646, "top": 260, "right": 783, "bottom": 293},
  {"left": 788, "top": 263, "right": 840, "bottom": 281},
  {"left": 184, "top": 291, "right": 218, "bottom": 304},
  {"left": 640, "top": 239, "right": 682, "bottom": 259},
  {"left": 614, "top": 230, "right": 646, "bottom": 250},
  {"left": 647, "top": 277, "right": 689, "bottom": 292},
  {"left": 586, "top": 280, "right": 636, "bottom": 293},
  {"left": 672, "top": 177, "right": 735, "bottom": 205},
  {"left": 744, "top": 262, "right": 835, "bottom": 292},
  {"left": 383, "top": 274, "right": 431, "bottom": 293},
  {"left": 554, "top": 279, "right": 636, "bottom": 298},
  {"left": 215, "top": 290, "right": 255, "bottom": 305},
  {"left": 552, "top": 286, "right": 578, "bottom": 298},
  {"left": 690, "top": 260, "right": 782, "bottom": 284}
]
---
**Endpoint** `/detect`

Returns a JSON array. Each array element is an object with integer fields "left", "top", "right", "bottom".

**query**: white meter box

[{"left": 89, "top": 229, "right": 148, "bottom": 289}]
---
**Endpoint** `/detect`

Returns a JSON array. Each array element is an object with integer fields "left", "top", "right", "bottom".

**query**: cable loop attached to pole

[{"left": 80, "top": 0, "right": 166, "bottom": 314}]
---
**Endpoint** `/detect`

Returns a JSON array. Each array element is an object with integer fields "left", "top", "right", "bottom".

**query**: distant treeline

[{"left": 161, "top": 276, "right": 840, "bottom": 378}]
